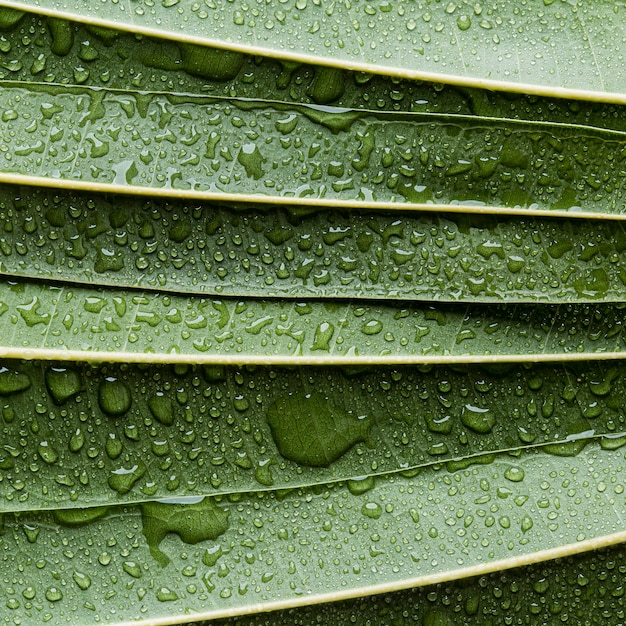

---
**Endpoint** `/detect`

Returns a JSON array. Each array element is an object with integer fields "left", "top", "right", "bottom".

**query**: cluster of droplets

[
  {"left": 0, "top": 73, "right": 620, "bottom": 213},
  {"left": 0, "top": 359, "right": 624, "bottom": 514},
  {"left": 1, "top": 187, "right": 625, "bottom": 311}
]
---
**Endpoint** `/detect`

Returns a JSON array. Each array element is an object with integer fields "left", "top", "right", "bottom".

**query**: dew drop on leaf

[
  {"left": 98, "top": 377, "right": 132, "bottom": 416},
  {"left": 141, "top": 497, "right": 230, "bottom": 567},
  {"left": 45, "top": 367, "right": 81, "bottom": 404},
  {"left": 266, "top": 391, "right": 371, "bottom": 467}
]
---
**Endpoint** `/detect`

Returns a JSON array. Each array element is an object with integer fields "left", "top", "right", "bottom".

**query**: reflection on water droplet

[
  {"left": 504, "top": 466, "right": 525, "bottom": 482},
  {"left": 461, "top": 404, "right": 495, "bottom": 433},
  {"left": 361, "top": 501, "right": 383, "bottom": 519},
  {"left": 99, "top": 377, "right": 132, "bottom": 416},
  {"left": 46, "top": 367, "right": 81, "bottom": 404},
  {"left": 73, "top": 571, "right": 91, "bottom": 590}
]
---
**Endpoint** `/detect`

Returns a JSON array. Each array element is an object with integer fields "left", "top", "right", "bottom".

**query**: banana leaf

[{"left": 0, "top": 11, "right": 625, "bottom": 135}]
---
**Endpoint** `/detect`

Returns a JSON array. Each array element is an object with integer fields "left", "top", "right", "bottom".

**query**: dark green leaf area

[
  {"left": 45, "top": 366, "right": 81, "bottom": 404},
  {"left": 0, "top": 85, "right": 624, "bottom": 214},
  {"left": 9, "top": 0, "right": 626, "bottom": 101},
  {"left": 5, "top": 185, "right": 626, "bottom": 302},
  {"left": 141, "top": 498, "right": 230, "bottom": 567},
  {"left": 1, "top": 359, "right": 626, "bottom": 509},
  {"left": 266, "top": 392, "right": 372, "bottom": 467}
]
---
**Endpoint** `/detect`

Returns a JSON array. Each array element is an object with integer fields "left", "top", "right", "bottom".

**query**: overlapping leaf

[
  {"left": 2, "top": 0, "right": 626, "bottom": 102},
  {"left": 207, "top": 541, "right": 626, "bottom": 626},
  {"left": 1, "top": 358, "right": 625, "bottom": 511},
  {"left": 0, "top": 2, "right": 623, "bottom": 626},
  {"left": 4, "top": 442, "right": 626, "bottom": 624},
  {"left": 0, "top": 82, "right": 624, "bottom": 215},
  {"left": 3, "top": 186, "right": 626, "bottom": 302},
  {"left": 4, "top": 280, "right": 626, "bottom": 363}
]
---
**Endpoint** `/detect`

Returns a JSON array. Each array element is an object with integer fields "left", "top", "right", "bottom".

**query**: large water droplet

[
  {"left": 98, "top": 377, "right": 132, "bottom": 416},
  {"left": 267, "top": 392, "right": 371, "bottom": 467},
  {"left": 142, "top": 497, "right": 230, "bottom": 566}
]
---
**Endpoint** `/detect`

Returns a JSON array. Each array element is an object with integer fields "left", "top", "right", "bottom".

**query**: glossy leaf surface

[
  {"left": 0, "top": 12, "right": 625, "bottom": 135},
  {"left": 4, "top": 186, "right": 626, "bottom": 303},
  {"left": 207, "top": 542, "right": 626, "bottom": 626},
  {"left": 0, "top": 83, "right": 624, "bottom": 216},
  {"left": 3, "top": 442, "right": 626, "bottom": 624},
  {"left": 2, "top": 0, "right": 626, "bottom": 101},
  {"left": 4, "top": 280, "right": 626, "bottom": 363},
  {"left": 1, "top": 358, "right": 625, "bottom": 511}
]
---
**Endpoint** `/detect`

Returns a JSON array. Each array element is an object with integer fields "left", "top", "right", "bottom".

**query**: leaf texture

[
  {"left": 0, "top": 83, "right": 624, "bottom": 215},
  {"left": 0, "top": 3, "right": 622, "bottom": 626},
  {"left": 3, "top": 442, "right": 626, "bottom": 624},
  {"left": 3, "top": 186, "right": 626, "bottom": 303},
  {"left": 2, "top": 0, "right": 626, "bottom": 101},
  {"left": 0, "top": 358, "right": 624, "bottom": 511},
  {"left": 4, "top": 280, "right": 626, "bottom": 363}
]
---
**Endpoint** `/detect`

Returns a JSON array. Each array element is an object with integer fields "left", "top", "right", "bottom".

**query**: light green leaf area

[
  {"left": 0, "top": 84, "right": 624, "bottom": 216},
  {"left": 4, "top": 280, "right": 626, "bottom": 363},
  {"left": 4, "top": 442, "right": 626, "bottom": 625},
  {"left": 5, "top": 186, "right": 626, "bottom": 303},
  {"left": 207, "top": 543, "right": 626, "bottom": 626},
  {"left": 2, "top": 0, "right": 626, "bottom": 101},
  {"left": 1, "top": 358, "right": 625, "bottom": 511},
  {"left": 2, "top": 12, "right": 626, "bottom": 134}
]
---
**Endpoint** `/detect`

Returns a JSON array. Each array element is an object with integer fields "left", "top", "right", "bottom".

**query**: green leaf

[
  {"left": 3, "top": 0, "right": 626, "bottom": 101},
  {"left": 4, "top": 279, "right": 626, "bottom": 362},
  {"left": 0, "top": 83, "right": 624, "bottom": 215},
  {"left": 4, "top": 442, "right": 626, "bottom": 623},
  {"left": 5, "top": 185, "right": 626, "bottom": 303},
  {"left": 0, "top": 3, "right": 624, "bottom": 626},
  {"left": 1, "top": 358, "right": 625, "bottom": 511},
  {"left": 206, "top": 542, "right": 626, "bottom": 626},
  {"left": 1, "top": 11, "right": 626, "bottom": 137}
]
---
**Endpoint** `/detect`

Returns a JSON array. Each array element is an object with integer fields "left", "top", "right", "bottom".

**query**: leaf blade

[
  {"left": 2, "top": 0, "right": 626, "bottom": 101},
  {"left": 0, "top": 83, "right": 625, "bottom": 216}
]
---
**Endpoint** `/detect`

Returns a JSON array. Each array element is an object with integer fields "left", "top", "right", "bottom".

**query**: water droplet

[
  {"left": 98, "top": 377, "right": 132, "bottom": 416},
  {"left": 312, "top": 322, "right": 335, "bottom": 351},
  {"left": 45, "top": 586, "right": 63, "bottom": 602},
  {"left": 0, "top": 368, "right": 30, "bottom": 395},
  {"left": 108, "top": 461, "right": 147, "bottom": 495},
  {"left": 237, "top": 143, "right": 265, "bottom": 179},
  {"left": 504, "top": 466, "right": 525, "bottom": 482},
  {"left": 361, "top": 501, "right": 383, "bottom": 519},
  {"left": 55, "top": 506, "right": 110, "bottom": 526},
  {"left": 267, "top": 392, "right": 371, "bottom": 467},
  {"left": 73, "top": 571, "right": 91, "bottom": 590},
  {"left": 142, "top": 497, "right": 230, "bottom": 566},
  {"left": 460, "top": 404, "right": 495, "bottom": 433},
  {"left": 122, "top": 561, "right": 143, "bottom": 579},
  {"left": 37, "top": 441, "right": 58, "bottom": 464},
  {"left": 46, "top": 367, "right": 81, "bottom": 404},
  {"left": 148, "top": 393, "right": 174, "bottom": 426}
]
